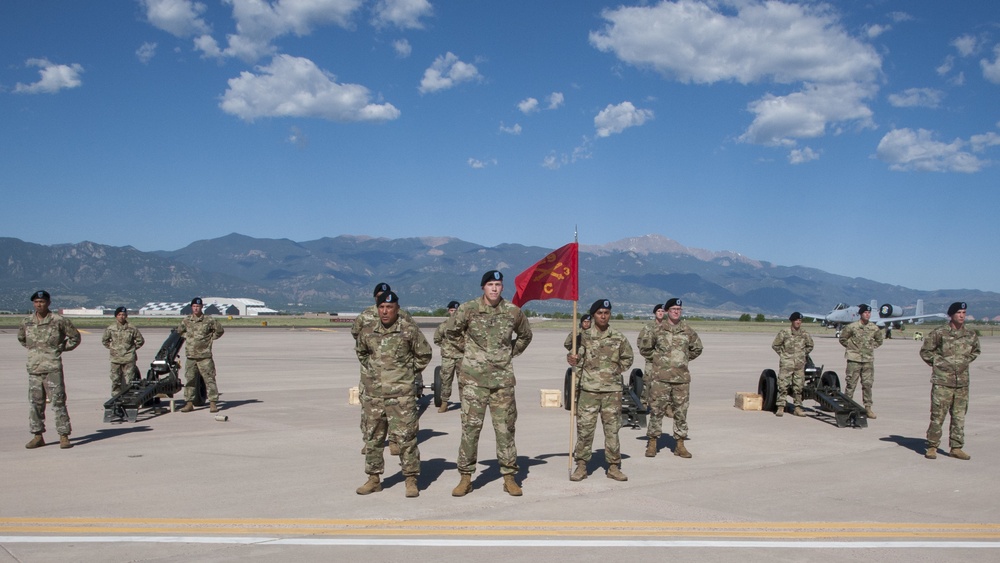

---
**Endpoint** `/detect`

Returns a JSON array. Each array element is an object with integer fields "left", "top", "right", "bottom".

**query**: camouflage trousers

[
  {"left": 439, "top": 356, "right": 462, "bottom": 402},
  {"left": 844, "top": 361, "right": 875, "bottom": 408},
  {"left": 574, "top": 390, "right": 622, "bottom": 465},
  {"left": 926, "top": 384, "right": 969, "bottom": 450},
  {"left": 184, "top": 357, "right": 219, "bottom": 402},
  {"left": 109, "top": 361, "right": 137, "bottom": 396},
  {"left": 646, "top": 380, "right": 689, "bottom": 440},
  {"left": 457, "top": 384, "right": 518, "bottom": 475},
  {"left": 28, "top": 370, "right": 71, "bottom": 436},
  {"left": 360, "top": 394, "right": 420, "bottom": 476},
  {"left": 776, "top": 365, "right": 805, "bottom": 409}
]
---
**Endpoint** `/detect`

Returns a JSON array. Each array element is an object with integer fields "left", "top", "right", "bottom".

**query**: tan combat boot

[
  {"left": 792, "top": 406, "right": 806, "bottom": 417},
  {"left": 180, "top": 402, "right": 194, "bottom": 412},
  {"left": 775, "top": 406, "right": 784, "bottom": 417},
  {"left": 25, "top": 434, "right": 45, "bottom": 449},
  {"left": 502, "top": 475, "right": 523, "bottom": 496},
  {"left": 389, "top": 440, "right": 400, "bottom": 456},
  {"left": 865, "top": 407, "right": 877, "bottom": 419},
  {"left": 210, "top": 401, "right": 219, "bottom": 413},
  {"left": 405, "top": 476, "right": 419, "bottom": 498},
  {"left": 356, "top": 475, "right": 382, "bottom": 495},
  {"left": 452, "top": 474, "right": 473, "bottom": 497},
  {"left": 674, "top": 438, "right": 692, "bottom": 459},
  {"left": 59, "top": 435, "right": 73, "bottom": 449},
  {"left": 606, "top": 464, "right": 628, "bottom": 482},
  {"left": 925, "top": 447, "right": 937, "bottom": 459},
  {"left": 645, "top": 438, "right": 657, "bottom": 457},
  {"left": 437, "top": 403, "right": 448, "bottom": 413},
  {"left": 569, "top": 461, "right": 588, "bottom": 482},
  {"left": 949, "top": 448, "right": 971, "bottom": 460}
]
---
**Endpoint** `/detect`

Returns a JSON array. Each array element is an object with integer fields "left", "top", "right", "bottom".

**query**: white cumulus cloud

[
  {"left": 547, "top": 92, "right": 564, "bottom": 109},
  {"left": 875, "top": 128, "right": 989, "bottom": 173},
  {"left": 136, "top": 42, "right": 158, "bottom": 64},
  {"left": 594, "top": 101, "right": 653, "bottom": 138},
  {"left": 517, "top": 97, "right": 539, "bottom": 113},
  {"left": 788, "top": 146, "right": 819, "bottom": 164},
  {"left": 499, "top": 122, "right": 522, "bottom": 135},
  {"left": 887, "top": 87, "right": 944, "bottom": 108},
  {"left": 740, "top": 82, "right": 875, "bottom": 146},
  {"left": 220, "top": 54, "right": 400, "bottom": 122},
  {"left": 141, "top": 0, "right": 211, "bottom": 37},
  {"left": 952, "top": 34, "right": 979, "bottom": 57},
  {"left": 372, "top": 0, "right": 432, "bottom": 29},
  {"left": 14, "top": 58, "right": 84, "bottom": 94},
  {"left": 467, "top": 157, "right": 497, "bottom": 169},
  {"left": 982, "top": 44, "right": 1000, "bottom": 84},
  {"left": 393, "top": 38, "right": 412, "bottom": 58},
  {"left": 418, "top": 52, "right": 481, "bottom": 93}
]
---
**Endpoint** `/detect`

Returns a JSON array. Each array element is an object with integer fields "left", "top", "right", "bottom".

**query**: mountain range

[{"left": 2, "top": 234, "right": 997, "bottom": 319}]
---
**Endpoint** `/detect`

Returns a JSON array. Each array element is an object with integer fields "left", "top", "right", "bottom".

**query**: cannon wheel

[
  {"left": 821, "top": 371, "right": 840, "bottom": 391},
  {"left": 433, "top": 366, "right": 443, "bottom": 408},
  {"left": 192, "top": 374, "right": 208, "bottom": 406},
  {"left": 628, "top": 368, "right": 645, "bottom": 403},
  {"left": 758, "top": 369, "right": 778, "bottom": 412},
  {"left": 563, "top": 367, "right": 574, "bottom": 411}
]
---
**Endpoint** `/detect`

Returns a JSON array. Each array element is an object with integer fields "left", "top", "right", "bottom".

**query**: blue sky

[{"left": 2, "top": 0, "right": 998, "bottom": 293}]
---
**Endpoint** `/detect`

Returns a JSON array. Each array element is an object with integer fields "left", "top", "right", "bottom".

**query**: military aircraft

[{"left": 804, "top": 299, "right": 947, "bottom": 337}]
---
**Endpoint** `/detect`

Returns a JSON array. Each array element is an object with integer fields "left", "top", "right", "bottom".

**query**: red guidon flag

[{"left": 511, "top": 243, "right": 579, "bottom": 307}]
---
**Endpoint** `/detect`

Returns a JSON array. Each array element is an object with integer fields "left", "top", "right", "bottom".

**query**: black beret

[
  {"left": 858, "top": 304, "right": 871, "bottom": 313},
  {"left": 665, "top": 298, "right": 682, "bottom": 309},
  {"left": 481, "top": 270, "right": 503, "bottom": 286},
  {"left": 191, "top": 297, "right": 203, "bottom": 305},
  {"left": 580, "top": 314, "right": 592, "bottom": 326},
  {"left": 789, "top": 312, "right": 803, "bottom": 321},
  {"left": 653, "top": 304, "right": 664, "bottom": 314},
  {"left": 947, "top": 302, "right": 967, "bottom": 316},
  {"left": 377, "top": 291, "right": 399, "bottom": 306},
  {"left": 115, "top": 307, "right": 128, "bottom": 315},
  {"left": 590, "top": 299, "right": 611, "bottom": 316},
  {"left": 373, "top": 282, "right": 390, "bottom": 297},
  {"left": 30, "top": 290, "right": 51, "bottom": 302}
]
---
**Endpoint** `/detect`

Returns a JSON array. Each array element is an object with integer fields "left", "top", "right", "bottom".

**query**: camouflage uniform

[
  {"left": 565, "top": 326, "right": 634, "bottom": 466},
  {"left": 838, "top": 320, "right": 884, "bottom": 408},
  {"left": 18, "top": 312, "right": 81, "bottom": 436},
  {"left": 176, "top": 313, "right": 224, "bottom": 402},
  {"left": 637, "top": 320, "right": 703, "bottom": 441},
  {"left": 920, "top": 324, "right": 980, "bottom": 451},
  {"left": 771, "top": 326, "right": 814, "bottom": 410},
  {"left": 433, "top": 314, "right": 464, "bottom": 403},
  {"left": 356, "top": 317, "right": 432, "bottom": 477},
  {"left": 352, "top": 305, "right": 414, "bottom": 395},
  {"left": 447, "top": 296, "right": 532, "bottom": 476},
  {"left": 635, "top": 320, "right": 659, "bottom": 405},
  {"left": 101, "top": 320, "right": 146, "bottom": 396}
]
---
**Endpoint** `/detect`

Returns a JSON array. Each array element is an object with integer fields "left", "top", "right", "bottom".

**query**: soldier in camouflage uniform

[
  {"left": 353, "top": 282, "right": 413, "bottom": 454},
  {"left": 565, "top": 300, "right": 634, "bottom": 482},
  {"left": 447, "top": 270, "right": 532, "bottom": 497},
  {"left": 838, "top": 304, "right": 884, "bottom": 419},
  {"left": 771, "top": 312, "right": 814, "bottom": 417},
  {"left": 176, "top": 297, "right": 225, "bottom": 413},
  {"left": 101, "top": 307, "right": 145, "bottom": 396},
  {"left": 433, "top": 300, "right": 464, "bottom": 413},
  {"left": 354, "top": 291, "right": 432, "bottom": 497},
  {"left": 18, "top": 290, "right": 81, "bottom": 450},
  {"left": 920, "top": 302, "right": 980, "bottom": 460},
  {"left": 636, "top": 304, "right": 665, "bottom": 411},
  {"left": 637, "top": 298, "right": 702, "bottom": 459},
  {"left": 563, "top": 314, "right": 591, "bottom": 352}
]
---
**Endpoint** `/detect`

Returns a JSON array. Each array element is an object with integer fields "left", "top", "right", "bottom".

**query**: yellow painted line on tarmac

[
  {"left": 306, "top": 327, "right": 340, "bottom": 332},
  {"left": 1, "top": 519, "right": 999, "bottom": 540}
]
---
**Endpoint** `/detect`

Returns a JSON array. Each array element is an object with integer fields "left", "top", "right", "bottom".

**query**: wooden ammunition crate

[
  {"left": 735, "top": 392, "right": 762, "bottom": 411},
  {"left": 348, "top": 386, "right": 360, "bottom": 405},
  {"left": 540, "top": 389, "right": 562, "bottom": 408}
]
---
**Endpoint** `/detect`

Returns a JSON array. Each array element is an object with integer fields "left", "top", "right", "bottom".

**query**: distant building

[{"left": 139, "top": 297, "right": 277, "bottom": 317}]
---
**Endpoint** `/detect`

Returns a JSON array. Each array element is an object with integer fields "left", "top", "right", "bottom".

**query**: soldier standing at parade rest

[
  {"left": 638, "top": 298, "right": 703, "bottom": 459},
  {"left": 353, "top": 282, "right": 413, "bottom": 454},
  {"left": 771, "top": 312, "right": 814, "bottom": 417},
  {"left": 433, "top": 300, "right": 464, "bottom": 413},
  {"left": 448, "top": 270, "right": 533, "bottom": 497},
  {"left": 354, "top": 291, "right": 432, "bottom": 497},
  {"left": 566, "top": 299, "right": 634, "bottom": 482},
  {"left": 176, "top": 297, "right": 225, "bottom": 413},
  {"left": 102, "top": 307, "right": 145, "bottom": 396},
  {"left": 637, "top": 304, "right": 665, "bottom": 411},
  {"left": 838, "top": 304, "right": 885, "bottom": 419},
  {"left": 19, "top": 290, "right": 81, "bottom": 450},
  {"left": 921, "top": 302, "right": 980, "bottom": 460},
  {"left": 563, "top": 314, "right": 592, "bottom": 352}
]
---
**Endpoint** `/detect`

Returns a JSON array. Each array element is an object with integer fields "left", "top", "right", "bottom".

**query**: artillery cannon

[
  {"left": 103, "top": 330, "right": 205, "bottom": 422},
  {"left": 756, "top": 355, "right": 867, "bottom": 428},
  {"left": 562, "top": 367, "right": 649, "bottom": 428},
  {"left": 414, "top": 366, "right": 445, "bottom": 408}
]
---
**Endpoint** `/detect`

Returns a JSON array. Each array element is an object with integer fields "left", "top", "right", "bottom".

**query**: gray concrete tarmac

[{"left": 2, "top": 322, "right": 999, "bottom": 562}]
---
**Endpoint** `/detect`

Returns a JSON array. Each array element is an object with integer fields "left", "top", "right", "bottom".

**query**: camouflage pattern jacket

[
  {"left": 18, "top": 312, "right": 82, "bottom": 374},
  {"left": 351, "top": 304, "right": 413, "bottom": 341},
  {"left": 838, "top": 320, "right": 884, "bottom": 363},
  {"left": 637, "top": 320, "right": 703, "bottom": 383},
  {"left": 771, "top": 327, "right": 814, "bottom": 370},
  {"left": 447, "top": 296, "right": 532, "bottom": 389},
  {"left": 176, "top": 314, "right": 224, "bottom": 359},
  {"left": 102, "top": 321, "right": 146, "bottom": 364},
  {"left": 919, "top": 324, "right": 980, "bottom": 387},
  {"left": 355, "top": 318, "right": 432, "bottom": 398},
  {"left": 433, "top": 314, "right": 464, "bottom": 359},
  {"left": 567, "top": 326, "right": 634, "bottom": 393}
]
